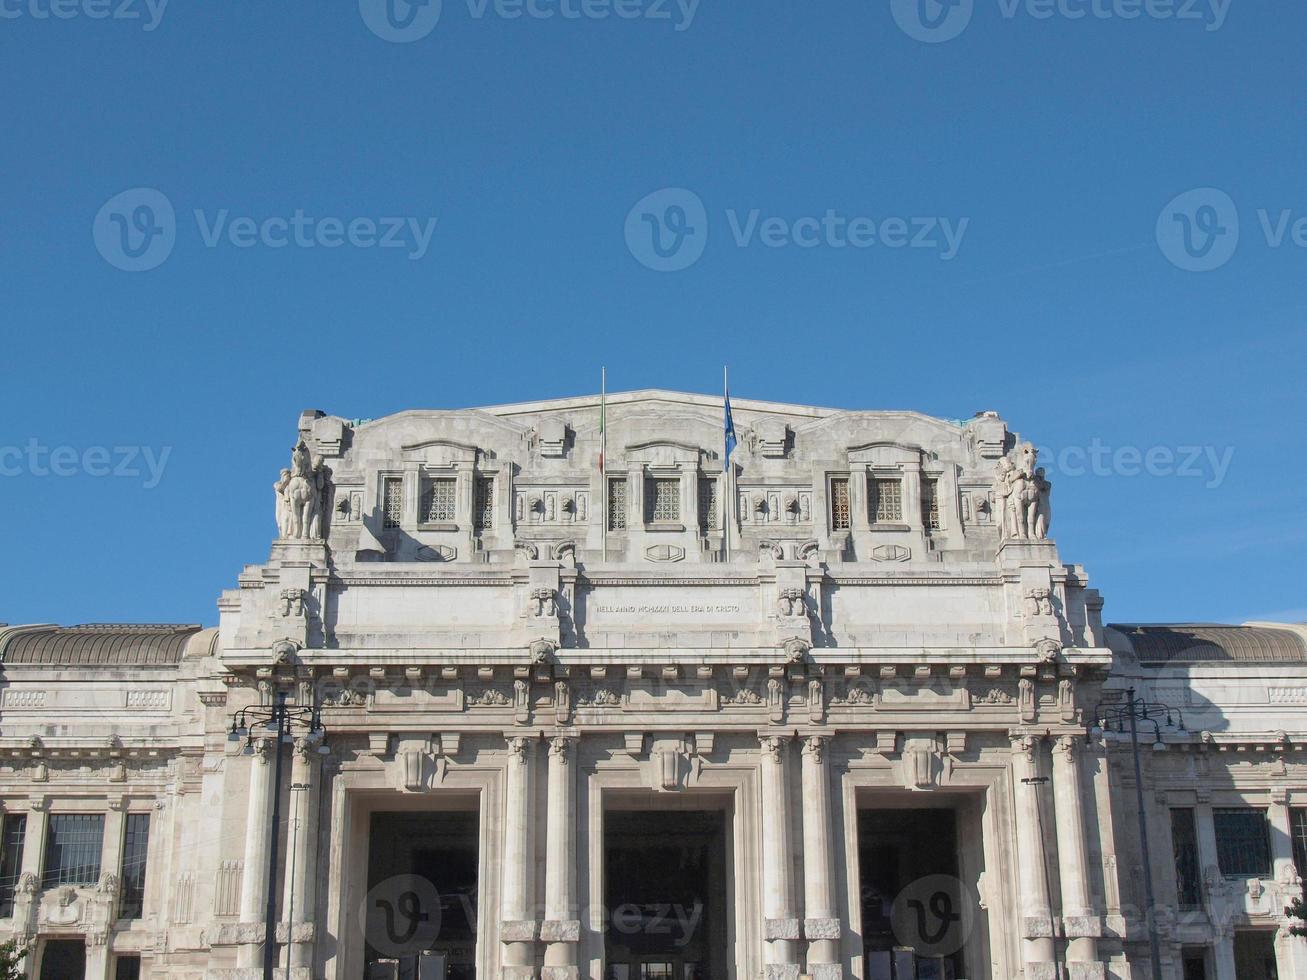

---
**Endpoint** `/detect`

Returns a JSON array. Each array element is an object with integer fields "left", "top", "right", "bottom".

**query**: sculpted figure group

[
  {"left": 274, "top": 441, "right": 328, "bottom": 541},
  {"left": 993, "top": 442, "right": 1052, "bottom": 540}
]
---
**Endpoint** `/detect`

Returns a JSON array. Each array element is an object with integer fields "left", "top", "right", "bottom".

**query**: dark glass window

[
  {"left": 1171, "top": 808, "right": 1202, "bottom": 907},
  {"left": 42, "top": 814, "right": 104, "bottom": 887},
  {"left": 119, "top": 814, "right": 150, "bottom": 919},
  {"left": 1292, "top": 808, "right": 1307, "bottom": 883},
  {"left": 1213, "top": 808, "right": 1271, "bottom": 878},
  {"left": 0, "top": 815, "right": 27, "bottom": 917},
  {"left": 114, "top": 954, "right": 141, "bottom": 980}
]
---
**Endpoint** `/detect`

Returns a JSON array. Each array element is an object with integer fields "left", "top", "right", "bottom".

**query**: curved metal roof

[
  {"left": 1109, "top": 623, "right": 1307, "bottom": 665},
  {"left": 0, "top": 624, "right": 205, "bottom": 667}
]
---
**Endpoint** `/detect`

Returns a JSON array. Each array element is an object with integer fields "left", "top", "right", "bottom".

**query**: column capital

[
  {"left": 759, "top": 733, "right": 792, "bottom": 761},
  {"left": 549, "top": 735, "right": 576, "bottom": 764},
  {"left": 1053, "top": 733, "right": 1084, "bottom": 758},
  {"left": 801, "top": 734, "right": 830, "bottom": 763},
  {"left": 507, "top": 734, "right": 536, "bottom": 764}
]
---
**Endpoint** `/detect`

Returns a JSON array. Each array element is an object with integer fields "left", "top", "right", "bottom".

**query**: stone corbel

[
  {"left": 554, "top": 680, "right": 570, "bottom": 725},
  {"left": 513, "top": 678, "right": 531, "bottom": 725}
]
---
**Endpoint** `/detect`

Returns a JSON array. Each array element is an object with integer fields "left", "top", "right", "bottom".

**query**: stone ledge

[
  {"left": 540, "top": 919, "right": 581, "bottom": 943},
  {"left": 541, "top": 968, "right": 580, "bottom": 980},
  {"left": 499, "top": 968, "right": 538, "bottom": 980},
  {"left": 1026, "top": 964, "right": 1059, "bottom": 980},
  {"left": 499, "top": 920, "right": 539, "bottom": 943},
  {"left": 1068, "top": 964, "right": 1108, "bottom": 980},
  {"left": 763, "top": 966, "right": 800, "bottom": 980},
  {"left": 810, "top": 965, "right": 844, "bottom": 980},
  {"left": 1062, "top": 914, "right": 1104, "bottom": 939},
  {"left": 763, "top": 916, "right": 801, "bottom": 941},
  {"left": 1023, "top": 915, "right": 1056, "bottom": 939},
  {"left": 803, "top": 916, "right": 841, "bottom": 940}
]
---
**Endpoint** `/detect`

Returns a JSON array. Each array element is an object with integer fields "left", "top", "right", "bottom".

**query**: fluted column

[
  {"left": 1010, "top": 734, "right": 1056, "bottom": 980},
  {"left": 501, "top": 735, "right": 538, "bottom": 980},
  {"left": 800, "top": 736, "right": 840, "bottom": 980},
  {"left": 542, "top": 735, "right": 579, "bottom": 980},
  {"left": 1051, "top": 736, "right": 1104, "bottom": 979},
  {"left": 759, "top": 734, "right": 799, "bottom": 979},
  {"left": 281, "top": 738, "right": 320, "bottom": 968},
  {"left": 238, "top": 738, "right": 274, "bottom": 968}
]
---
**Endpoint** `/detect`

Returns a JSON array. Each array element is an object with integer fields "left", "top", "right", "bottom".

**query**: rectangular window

[
  {"left": 698, "top": 478, "right": 719, "bottom": 531},
  {"left": 646, "top": 478, "right": 680, "bottom": 523},
  {"left": 1213, "top": 808, "right": 1271, "bottom": 878},
  {"left": 113, "top": 955, "right": 141, "bottom": 980},
  {"left": 607, "top": 479, "right": 627, "bottom": 531},
  {"left": 1292, "top": 808, "right": 1307, "bottom": 882},
  {"left": 870, "top": 478, "right": 903, "bottom": 523},
  {"left": 1171, "top": 808, "right": 1202, "bottom": 907},
  {"left": 0, "top": 814, "right": 27, "bottom": 917},
  {"left": 382, "top": 477, "right": 404, "bottom": 529},
  {"left": 830, "top": 478, "right": 851, "bottom": 531},
  {"left": 118, "top": 813, "right": 149, "bottom": 920},
  {"left": 43, "top": 814, "right": 104, "bottom": 888},
  {"left": 922, "top": 478, "right": 941, "bottom": 531},
  {"left": 420, "top": 478, "right": 457, "bottom": 524},
  {"left": 474, "top": 477, "right": 495, "bottom": 530}
]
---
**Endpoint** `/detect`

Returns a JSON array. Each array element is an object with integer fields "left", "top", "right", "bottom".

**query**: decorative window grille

[
  {"left": 1292, "top": 808, "right": 1307, "bottom": 882},
  {"left": 0, "top": 814, "right": 26, "bottom": 917},
  {"left": 1171, "top": 808, "right": 1202, "bottom": 908},
  {"left": 830, "top": 478, "right": 851, "bottom": 531},
  {"left": 1213, "top": 808, "right": 1271, "bottom": 878},
  {"left": 382, "top": 478, "right": 404, "bottom": 529},
  {"left": 420, "top": 478, "right": 457, "bottom": 523},
  {"left": 43, "top": 814, "right": 104, "bottom": 887},
  {"left": 922, "top": 479, "right": 941, "bottom": 531},
  {"left": 607, "top": 479, "right": 627, "bottom": 531},
  {"left": 699, "top": 478, "right": 720, "bottom": 531},
  {"left": 646, "top": 478, "right": 680, "bottom": 523},
  {"left": 870, "top": 478, "right": 903, "bottom": 523},
  {"left": 119, "top": 813, "right": 150, "bottom": 920},
  {"left": 474, "top": 478, "right": 495, "bottom": 529}
]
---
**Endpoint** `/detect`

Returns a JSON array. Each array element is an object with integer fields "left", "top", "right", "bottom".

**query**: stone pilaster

[
  {"left": 759, "top": 734, "right": 799, "bottom": 980},
  {"left": 1268, "top": 790, "right": 1307, "bottom": 979},
  {"left": 1051, "top": 736, "right": 1104, "bottom": 980},
  {"left": 282, "top": 738, "right": 320, "bottom": 968},
  {"left": 1010, "top": 733, "right": 1057, "bottom": 980},
  {"left": 800, "top": 735, "right": 841, "bottom": 980},
  {"left": 237, "top": 738, "right": 274, "bottom": 968},
  {"left": 501, "top": 735, "right": 538, "bottom": 980},
  {"left": 542, "top": 736, "right": 579, "bottom": 980}
]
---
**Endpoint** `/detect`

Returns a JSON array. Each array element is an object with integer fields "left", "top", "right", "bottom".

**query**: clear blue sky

[{"left": 2, "top": 0, "right": 1303, "bottom": 628}]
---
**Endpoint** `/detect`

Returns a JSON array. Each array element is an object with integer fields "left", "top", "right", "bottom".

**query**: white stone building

[{"left": 0, "top": 389, "right": 1303, "bottom": 980}]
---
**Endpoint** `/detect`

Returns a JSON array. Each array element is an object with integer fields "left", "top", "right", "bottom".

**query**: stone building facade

[{"left": 0, "top": 390, "right": 1303, "bottom": 980}]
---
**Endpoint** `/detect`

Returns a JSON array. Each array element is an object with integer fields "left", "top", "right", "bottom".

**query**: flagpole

[
  {"left": 723, "top": 365, "right": 731, "bottom": 563},
  {"left": 601, "top": 367, "right": 607, "bottom": 562}
]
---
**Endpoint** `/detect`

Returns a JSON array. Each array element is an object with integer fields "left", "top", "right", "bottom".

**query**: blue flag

[{"left": 724, "top": 391, "right": 737, "bottom": 461}]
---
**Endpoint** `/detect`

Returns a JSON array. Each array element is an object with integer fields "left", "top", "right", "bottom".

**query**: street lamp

[
  {"left": 228, "top": 692, "right": 327, "bottom": 980},
  {"left": 1091, "top": 688, "right": 1184, "bottom": 980}
]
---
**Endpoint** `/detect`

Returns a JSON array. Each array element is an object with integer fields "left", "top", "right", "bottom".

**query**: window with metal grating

[
  {"left": 922, "top": 479, "right": 941, "bottom": 530},
  {"left": 119, "top": 813, "right": 150, "bottom": 920},
  {"left": 1213, "top": 808, "right": 1271, "bottom": 878},
  {"left": 382, "top": 477, "right": 404, "bottom": 529},
  {"left": 608, "top": 479, "right": 627, "bottom": 530},
  {"left": 830, "top": 478, "right": 851, "bottom": 531},
  {"left": 870, "top": 478, "right": 903, "bottom": 523},
  {"left": 474, "top": 477, "right": 495, "bottom": 529},
  {"left": 699, "top": 478, "right": 719, "bottom": 531},
  {"left": 646, "top": 478, "right": 680, "bottom": 523},
  {"left": 420, "top": 478, "right": 457, "bottom": 523}
]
